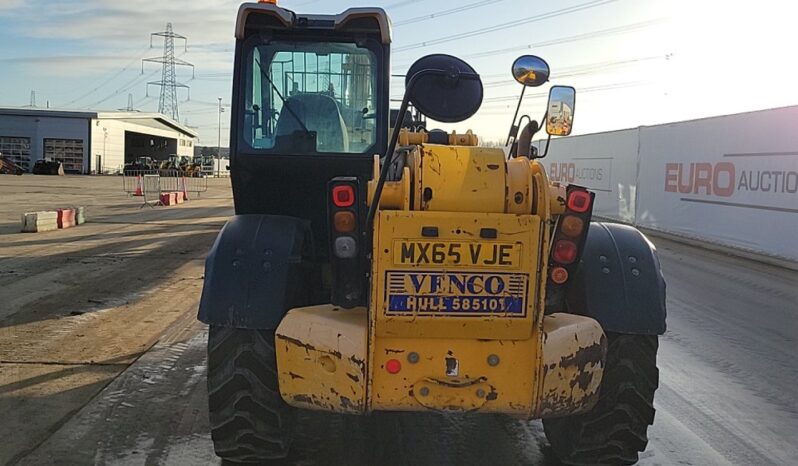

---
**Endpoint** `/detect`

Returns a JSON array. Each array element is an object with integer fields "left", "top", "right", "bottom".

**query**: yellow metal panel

[
  {"left": 536, "top": 313, "right": 606, "bottom": 418},
  {"left": 419, "top": 145, "right": 506, "bottom": 212},
  {"left": 532, "top": 171, "right": 551, "bottom": 327},
  {"left": 370, "top": 336, "right": 539, "bottom": 416},
  {"left": 372, "top": 210, "right": 541, "bottom": 340},
  {"left": 275, "top": 305, "right": 368, "bottom": 414},
  {"left": 408, "top": 147, "right": 423, "bottom": 211},
  {"left": 506, "top": 157, "right": 534, "bottom": 214},
  {"left": 398, "top": 129, "right": 479, "bottom": 146}
]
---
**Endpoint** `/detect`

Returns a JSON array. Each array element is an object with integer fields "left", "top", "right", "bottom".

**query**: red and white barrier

[
  {"left": 158, "top": 192, "right": 187, "bottom": 206},
  {"left": 21, "top": 206, "right": 87, "bottom": 233},
  {"left": 57, "top": 208, "right": 76, "bottom": 229}
]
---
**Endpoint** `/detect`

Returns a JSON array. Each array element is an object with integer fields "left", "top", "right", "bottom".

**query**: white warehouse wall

[{"left": 90, "top": 119, "right": 196, "bottom": 174}]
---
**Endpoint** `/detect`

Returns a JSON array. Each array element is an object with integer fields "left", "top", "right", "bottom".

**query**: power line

[
  {"left": 481, "top": 54, "right": 665, "bottom": 88},
  {"left": 133, "top": 95, "right": 154, "bottom": 108},
  {"left": 60, "top": 46, "right": 150, "bottom": 107},
  {"left": 392, "top": 17, "right": 663, "bottom": 72},
  {"left": 393, "top": 0, "right": 506, "bottom": 27},
  {"left": 84, "top": 69, "right": 161, "bottom": 109},
  {"left": 392, "top": 54, "right": 663, "bottom": 87},
  {"left": 391, "top": 54, "right": 666, "bottom": 101},
  {"left": 462, "top": 19, "right": 663, "bottom": 60},
  {"left": 185, "top": 99, "right": 230, "bottom": 107},
  {"left": 181, "top": 108, "right": 220, "bottom": 115},
  {"left": 385, "top": 0, "right": 426, "bottom": 10},
  {"left": 480, "top": 80, "right": 649, "bottom": 104},
  {"left": 393, "top": 0, "right": 619, "bottom": 52}
]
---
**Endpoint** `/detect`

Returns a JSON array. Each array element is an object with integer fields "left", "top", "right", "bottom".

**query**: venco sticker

[{"left": 385, "top": 271, "right": 529, "bottom": 316}]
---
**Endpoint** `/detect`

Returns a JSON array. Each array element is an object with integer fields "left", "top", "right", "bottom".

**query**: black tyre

[
  {"left": 543, "top": 333, "right": 659, "bottom": 465},
  {"left": 207, "top": 325, "right": 294, "bottom": 464}
]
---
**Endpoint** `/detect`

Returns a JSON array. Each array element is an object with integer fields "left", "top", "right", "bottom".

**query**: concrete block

[
  {"left": 21, "top": 211, "right": 58, "bottom": 233},
  {"left": 75, "top": 206, "right": 86, "bottom": 225}
]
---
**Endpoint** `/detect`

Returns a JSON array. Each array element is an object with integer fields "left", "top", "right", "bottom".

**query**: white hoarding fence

[
  {"left": 636, "top": 106, "right": 798, "bottom": 262},
  {"left": 538, "top": 128, "right": 639, "bottom": 223},
  {"left": 537, "top": 105, "right": 798, "bottom": 262}
]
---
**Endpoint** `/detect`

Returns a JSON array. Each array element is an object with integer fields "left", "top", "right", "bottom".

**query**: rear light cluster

[
  {"left": 328, "top": 178, "right": 365, "bottom": 308},
  {"left": 548, "top": 185, "right": 594, "bottom": 288}
]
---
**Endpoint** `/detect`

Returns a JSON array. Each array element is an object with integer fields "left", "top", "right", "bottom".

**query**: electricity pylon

[{"left": 142, "top": 23, "right": 194, "bottom": 121}]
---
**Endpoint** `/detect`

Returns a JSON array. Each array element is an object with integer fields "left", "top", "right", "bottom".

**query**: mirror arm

[
  {"left": 366, "top": 69, "right": 439, "bottom": 228},
  {"left": 366, "top": 93, "right": 410, "bottom": 228},
  {"left": 504, "top": 85, "right": 527, "bottom": 146},
  {"left": 509, "top": 115, "right": 530, "bottom": 158},
  {"left": 367, "top": 69, "right": 481, "bottom": 228},
  {"left": 540, "top": 133, "right": 552, "bottom": 158}
]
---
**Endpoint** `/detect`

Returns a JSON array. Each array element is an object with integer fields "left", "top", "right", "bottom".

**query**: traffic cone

[{"left": 134, "top": 175, "right": 143, "bottom": 196}]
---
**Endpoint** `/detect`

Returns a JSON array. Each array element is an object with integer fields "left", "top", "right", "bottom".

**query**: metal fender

[
  {"left": 198, "top": 214, "right": 318, "bottom": 329},
  {"left": 567, "top": 222, "right": 667, "bottom": 335}
]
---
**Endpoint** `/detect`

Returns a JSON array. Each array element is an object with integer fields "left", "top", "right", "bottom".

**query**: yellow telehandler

[{"left": 199, "top": 2, "right": 666, "bottom": 464}]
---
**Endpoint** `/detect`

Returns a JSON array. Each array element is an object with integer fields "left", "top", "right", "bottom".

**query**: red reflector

[
  {"left": 553, "top": 240, "right": 578, "bottom": 264},
  {"left": 567, "top": 190, "right": 591, "bottom": 213},
  {"left": 332, "top": 185, "right": 355, "bottom": 208},
  {"left": 550, "top": 266, "right": 569, "bottom": 284},
  {"left": 385, "top": 359, "right": 402, "bottom": 374}
]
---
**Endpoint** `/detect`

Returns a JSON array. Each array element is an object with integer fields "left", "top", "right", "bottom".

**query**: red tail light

[
  {"left": 553, "top": 240, "right": 578, "bottom": 264},
  {"left": 567, "top": 190, "right": 591, "bottom": 213},
  {"left": 548, "top": 186, "right": 594, "bottom": 292},
  {"left": 328, "top": 178, "right": 364, "bottom": 308},
  {"left": 332, "top": 185, "right": 355, "bottom": 207}
]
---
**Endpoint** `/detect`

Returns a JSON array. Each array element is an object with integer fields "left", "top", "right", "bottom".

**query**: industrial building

[{"left": 0, "top": 108, "right": 198, "bottom": 174}]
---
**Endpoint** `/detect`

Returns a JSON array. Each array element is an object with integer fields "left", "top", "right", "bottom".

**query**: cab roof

[{"left": 235, "top": 2, "right": 391, "bottom": 44}]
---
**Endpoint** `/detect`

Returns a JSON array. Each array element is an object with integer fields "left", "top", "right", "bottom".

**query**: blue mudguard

[
  {"left": 567, "top": 222, "right": 667, "bottom": 335},
  {"left": 198, "top": 214, "right": 316, "bottom": 329}
]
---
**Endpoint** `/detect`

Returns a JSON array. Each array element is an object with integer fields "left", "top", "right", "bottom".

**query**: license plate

[
  {"left": 385, "top": 270, "right": 528, "bottom": 316},
  {"left": 393, "top": 240, "right": 521, "bottom": 268}
]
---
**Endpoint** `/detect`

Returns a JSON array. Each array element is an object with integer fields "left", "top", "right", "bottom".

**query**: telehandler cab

[{"left": 199, "top": 2, "right": 666, "bottom": 464}]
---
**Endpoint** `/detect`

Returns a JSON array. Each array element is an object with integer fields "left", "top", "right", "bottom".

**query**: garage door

[
  {"left": 0, "top": 136, "right": 32, "bottom": 171},
  {"left": 44, "top": 138, "right": 84, "bottom": 173}
]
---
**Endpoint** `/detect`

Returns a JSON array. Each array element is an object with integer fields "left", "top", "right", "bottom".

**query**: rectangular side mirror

[{"left": 546, "top": 86, "right": 576, "bottom": 137}]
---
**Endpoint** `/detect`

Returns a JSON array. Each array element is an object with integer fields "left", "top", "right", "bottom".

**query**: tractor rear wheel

[
  {"left": 543, "top": 333, "right": 659, "bottom": 465},
  {"left": 207, "top": 325, "right": 294, "bottom": 464}
]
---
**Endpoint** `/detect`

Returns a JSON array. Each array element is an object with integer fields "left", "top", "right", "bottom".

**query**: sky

[{"left": 1, "top": 0, "right": 797, "bottom": 147}]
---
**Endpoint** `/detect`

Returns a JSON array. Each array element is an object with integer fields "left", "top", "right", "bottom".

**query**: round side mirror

[
  {"left": 405, "top": 54, "right": 483, "bottom": 123},
  {"left": 511, "top": 55, "right": 550, "bottom": 87}
]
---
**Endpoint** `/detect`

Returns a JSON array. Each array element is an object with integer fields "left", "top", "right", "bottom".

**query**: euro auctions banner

[
  {"left": 538, "top": 128, "right": 640, "bottom": 223},
  {"left": 635, "top": 106, "right": 798, "bottom": 261}
]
